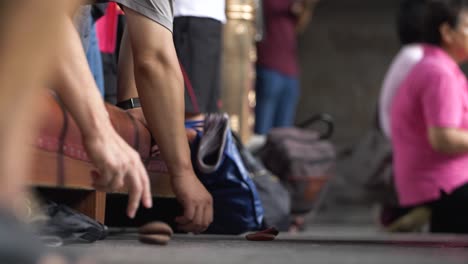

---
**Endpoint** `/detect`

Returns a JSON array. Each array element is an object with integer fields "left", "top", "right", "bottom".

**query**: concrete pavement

[{"left": 64, "top": 225, "right": 468, "bottom": 264}]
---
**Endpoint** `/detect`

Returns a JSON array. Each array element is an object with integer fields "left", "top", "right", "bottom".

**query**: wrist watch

[{"left": 116, "top": 97, "right": 141, "bottom": 110}]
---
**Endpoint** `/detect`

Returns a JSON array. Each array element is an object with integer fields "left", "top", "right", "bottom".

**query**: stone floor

[{"left": 64, "top": 225, "right": 468, "bottom": 264}]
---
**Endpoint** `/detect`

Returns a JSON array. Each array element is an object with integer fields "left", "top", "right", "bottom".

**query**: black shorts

[
  {"left": 173, "top": 16, "right": 223, "bottom": 114},
  {"left": 430, "top": 183, "right": 468, "bottom": 234}
]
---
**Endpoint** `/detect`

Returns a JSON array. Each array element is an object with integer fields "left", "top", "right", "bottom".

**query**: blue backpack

[{"left": 186, "top": 114, "right": 264, "bottom": 235}]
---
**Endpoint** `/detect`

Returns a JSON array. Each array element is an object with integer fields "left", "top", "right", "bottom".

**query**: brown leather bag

[{"left": 258, "top": 114, "right": 336, "bottom": 214}]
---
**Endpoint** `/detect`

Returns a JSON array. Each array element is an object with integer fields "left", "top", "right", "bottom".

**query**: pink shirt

[{"left": 391, "top": 44, "right": 468, "bottom": 206}]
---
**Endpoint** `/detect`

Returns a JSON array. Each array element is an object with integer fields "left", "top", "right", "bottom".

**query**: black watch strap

[{"left": 116, "top": 98, "right": 141, "bottom": 110}]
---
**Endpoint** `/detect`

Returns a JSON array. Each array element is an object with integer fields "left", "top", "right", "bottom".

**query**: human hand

[
  {"left": 83, "top": 127, "right": 152, "bottom": 218},
  {"left": 172, "top": 172, "right": 213, "bottom": 234}
]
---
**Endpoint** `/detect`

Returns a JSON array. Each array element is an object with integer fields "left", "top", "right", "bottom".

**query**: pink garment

[
  {"left": 391, "top": 44, "right": 468, "bottom": 206},
  {"left": 96, "top": 3, "right": 120, "bottom": 54}
]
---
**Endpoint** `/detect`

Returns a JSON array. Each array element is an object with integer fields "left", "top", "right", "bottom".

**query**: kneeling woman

[{"left": 391, "top": 0, "right": 468, "bottom": 233}]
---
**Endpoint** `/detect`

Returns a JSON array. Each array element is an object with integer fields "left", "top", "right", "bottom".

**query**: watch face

[
  {"left": 130, "top": 98, "right": 141, "bottom": 108},
  {"left": 117, "top": 98, "right": 141, "bottom": 110}
]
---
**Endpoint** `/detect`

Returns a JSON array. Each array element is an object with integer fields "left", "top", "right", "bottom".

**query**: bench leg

[
  {"left": 36, "top": 188, "right": 107, "bottom": 223},
  {"left": 76, "top": 191, "right": 106, "bottom": 224}
]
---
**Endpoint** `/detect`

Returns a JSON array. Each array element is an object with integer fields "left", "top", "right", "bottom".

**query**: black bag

[
  {"left": 234, "top": 134, "right": 291, "bottom": 231},
  {"left": 335, "top": 128, "right": 397, "bottom": 206},
  {"left": 105, "top": 115, "right": 265, "bottom": 235},
  {"left": 259, "top": 114, "right": 336, "bottom": 214},
  {"left": 35, "top": 202, "right": 108, "bottom": 244}
]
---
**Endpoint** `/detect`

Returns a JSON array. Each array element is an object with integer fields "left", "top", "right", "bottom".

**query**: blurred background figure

[
  {"left": 173, "top": 0, "right": 226, "bottom": 120},
  {"left": 254, "top": 0, "right": 319, "bottom": 135},
  {"left": 391, "top": 0, "right": 468, "bottom": 234}
]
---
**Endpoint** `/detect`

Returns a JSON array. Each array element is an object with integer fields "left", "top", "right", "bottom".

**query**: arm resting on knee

[{"left": 428, "top": 127, "right": 468, "bottom": 154}]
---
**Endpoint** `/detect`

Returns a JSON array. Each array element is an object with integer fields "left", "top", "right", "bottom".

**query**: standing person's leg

[
  {"left": 205, "top": 19, "right": 223, "bottom": 115},
  {"left": 116, "top": 3, "right": 213, "bottom": 233},
  {"left": 173, "top": 17, "right": 223, "bottom": 118},
  {"left": 273, "top": 75, "right": 300, "bottom": 128},
  {"left": 254, "top": 67, "right": 284, "bottom": 134},
  {"left": 172, "top": 17, "right": 198, "bottom": 116}
]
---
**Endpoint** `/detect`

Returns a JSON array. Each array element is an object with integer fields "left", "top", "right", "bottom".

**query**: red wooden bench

[{"left": 30, "top": 94, "right": 191, "bottom": 223}]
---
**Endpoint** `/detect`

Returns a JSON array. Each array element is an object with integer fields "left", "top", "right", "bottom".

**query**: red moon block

[
  {"left": 245, "top": 227, "right": 280, "bottom": 241},
  {"left": 258, "top": 227, "right": 279, "bottom": 236},
  {"left": 245, "top": 233, "right": 277, "bottom": 241},
  {"left": 139, "top": 234, "right": 171, "bottom": 245},
  {"left": 139, "top": 222, "right": 174, "bottom": 237}
]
